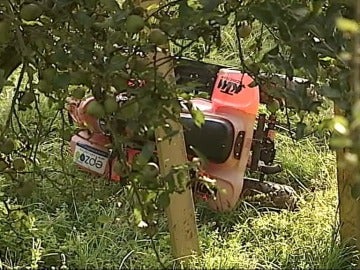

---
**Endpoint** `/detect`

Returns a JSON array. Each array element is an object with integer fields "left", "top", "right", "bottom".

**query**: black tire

[{"left": 240, "top": 177, "right": 299, "bottom": 211}]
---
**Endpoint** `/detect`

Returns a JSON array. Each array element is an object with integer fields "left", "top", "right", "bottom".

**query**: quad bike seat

[{"left": 181, "top": 114, "right": 234, "bottom": 164}]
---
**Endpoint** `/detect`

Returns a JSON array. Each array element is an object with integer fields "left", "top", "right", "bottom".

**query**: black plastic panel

[
  {"left": 174, "top": 57, "right": 224, "bottom": 95},
  {"left": 181, "top": 114, "right": 234, "bottom": 164}
]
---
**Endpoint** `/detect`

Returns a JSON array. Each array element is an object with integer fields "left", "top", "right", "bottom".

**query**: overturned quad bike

[{"left": 66, "top": 58, "right": 299, "bottom": 212}]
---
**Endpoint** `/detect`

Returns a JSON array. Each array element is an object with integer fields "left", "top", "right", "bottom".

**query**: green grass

[{"left": 193, "top": 188, "right": 343, "bottom": 269}]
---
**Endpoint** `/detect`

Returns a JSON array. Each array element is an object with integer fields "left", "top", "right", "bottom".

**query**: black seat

[{"left": 181, "top": 114, "right": 234, "bottom": 164}]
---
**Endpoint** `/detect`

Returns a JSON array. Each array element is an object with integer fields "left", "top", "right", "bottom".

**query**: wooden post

[
  {"left": 155, "top": 123, "right": 201, "bottom": 260},
  {"left": 152, "top": 55, "right": 200, "bottom": 259},
  {"left": 134, "top": 0, "right": 200, "bottom": 261}
]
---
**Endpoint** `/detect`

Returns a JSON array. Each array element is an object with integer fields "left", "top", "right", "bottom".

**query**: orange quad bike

[{"left": 66, "top": 58, "right": 298, "bottom": 212}]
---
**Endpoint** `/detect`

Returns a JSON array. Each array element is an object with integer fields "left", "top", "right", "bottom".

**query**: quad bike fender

[
  {"left": 204, "top": 112, "right": 256, "bottom": 212},
  {"left": 189, "top": 99, "right": 257, "bottom": 211}
]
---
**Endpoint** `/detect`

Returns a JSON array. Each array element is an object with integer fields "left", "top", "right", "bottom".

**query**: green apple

[
  {"left": 125, "top": 15, "right": 145, "bottom": 34},
  {"left": 0, "top": 138, "right": 15, "bottom": 155},
  {"left": 13, "top": 157, "right": 26, "bottom": 171},
  {"left": 104, "top": 97, "right": 118, "bottom": 114},
  {"left": 238, "top": 23, "right": 252, "bottom": 38},
  {"left": 72, "top": 88, "right": 86, "bottom": 99},
  {"left": 20, "top": 3, "right": 43, "bottom": 21},
  {"left": 86, "top": 100, "right": 106, "bottom": 118},
  {"left": 148, "top": 29, "right": 168, "bottom": 45}
]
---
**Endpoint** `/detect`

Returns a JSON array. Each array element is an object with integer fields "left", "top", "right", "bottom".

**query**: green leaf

[
  {"left": 319, "top": 85, "right": 342, "bottom": 99},
  {"left": 109, "top": 55, "right": 127, "bottom": 73},
  {"left": 267, "top": 46, "right": 279, "bottom": 56},
  {"left": 191, "top": 108, "right": 204, "bottom": 127},
  {"left": 117, "top": 101, "right": 140, "bottom": 120},
  {"left": 352, "top": 100, "right": 360, "bottom": 119},
  {"left": 145, "top": 3, "right": 160, "bottom": 11},
  {"left": 351, "top": 182, "right": 360, "bottom": 200},
  {"left": 250, "top": 4, "right": 276, "bottom": 25},
  {"left": 175, "top": 170, "right": 188, "bottom": 189},
  {"left": 133, "top": 207, "right": 143, "bottom": 225},
  {"left": 199, "top": 0, "right": 221, "bottom": 11},
  {"left": 336, "top": 17, "right": 359, "bottom": 33},
  {"left": 332, "top": 116, "right": 349, "bottom": 135},
  {"left": 329, "top": 135, "right": 352, "bottom": 149},
  {"left": 135, "top": 142, "right": 155, "bottom": 166},
  {"left": 187, "top": 0, "right": 203, "bottom": 10},
  {"left": 53, "top": 73, "right": 71, "bottom": 90},
  {"left": 0, "top": 69, "right": 5, "bottom": 90},
  {"left": 278, "top": 20, "right": 291, "bottom": 42},
  {"left": 85, "top": 0, "right": 98, "bottom": 9},
  {"left": 158, "top": 192, "right": 170, "bottom": 209},
  {"left": 100, "top": 0, "right": 120, "bottom": 11},
  {"left": 75, "top": 11, "right": 93, "bottom": 28},
  {"left": 166, "top": 172, "right": 176, "bottom": 191},
  {"left": 69, "top": 71, "right": 91, "bottom": 85},
  {"left": 214, "top": 17, "right": 228, "bottom": 26},
  {"left": 179, "top": 1, "right": 193, "bottom": 16}
]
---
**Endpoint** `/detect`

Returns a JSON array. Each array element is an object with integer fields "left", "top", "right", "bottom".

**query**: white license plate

[{"left": 73, "top": 143, "right": 109, "bottom": 175}]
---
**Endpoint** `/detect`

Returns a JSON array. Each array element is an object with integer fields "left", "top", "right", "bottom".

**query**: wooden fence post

[{"left": 134, "top": 0, "right": 200, "bottom": 262}]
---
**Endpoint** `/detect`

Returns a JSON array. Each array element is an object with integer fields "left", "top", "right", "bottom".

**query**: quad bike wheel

[{"left": 240, "top": 177, "right": 299, "bottom": 211}]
